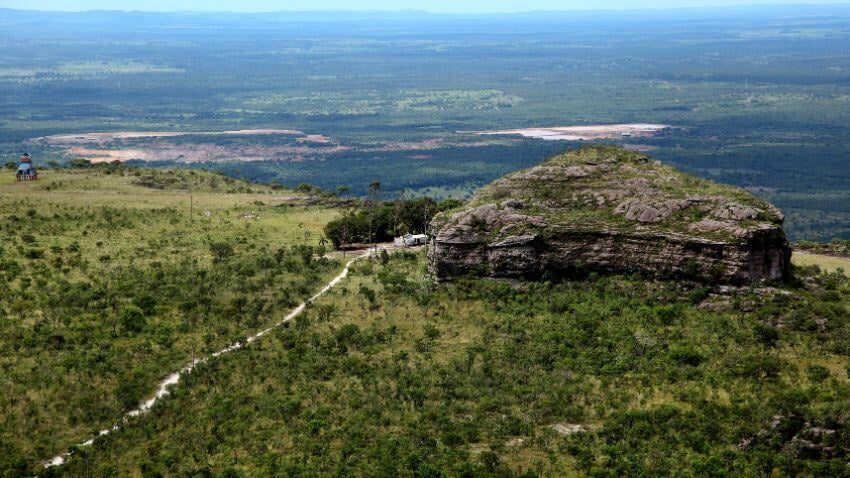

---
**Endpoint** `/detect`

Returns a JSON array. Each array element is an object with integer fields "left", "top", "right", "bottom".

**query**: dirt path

[{"left": 42, "top": 249, "right": 377, "bottom": 469}]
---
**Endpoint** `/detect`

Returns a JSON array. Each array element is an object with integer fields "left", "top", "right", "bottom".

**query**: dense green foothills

[
  {"left": 1, "top": 167, "right": 849, "bottom": 477},
  {"left": 0, "top": 166, "right": 340, "bottom": 473},
  {"left": 53, "top": 252, "right": 850, "bottom": 477}
]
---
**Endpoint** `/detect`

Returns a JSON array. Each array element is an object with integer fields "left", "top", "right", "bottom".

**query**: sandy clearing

[
  {"left": 46, "top": 136, "right": 510, "bottom": 164},
  {"left": 33, "top": 129, "right": 306, "bottom": 145},
  {"left": 63, "top": 142, "right": 350, "bottom": 164},
  {"left": 296, "top": 134, "right": 333, "bottom": 144},
  {"left": 472, "top": 123, "right": 669, "bottom": 141}
]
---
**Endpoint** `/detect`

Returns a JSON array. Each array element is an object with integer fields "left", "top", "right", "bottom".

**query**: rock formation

[{"left": 428, "top": 145, "right": 790, "bottom": 284}]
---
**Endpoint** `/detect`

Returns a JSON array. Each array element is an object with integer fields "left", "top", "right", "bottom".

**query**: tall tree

[{"left": 367, "top": 181, "right": 381, "bottom": 253}]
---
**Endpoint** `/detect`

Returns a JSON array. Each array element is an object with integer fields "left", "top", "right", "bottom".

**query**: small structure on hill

[{"left": 16, "top": 153, "right": 38, "bottom": 181}]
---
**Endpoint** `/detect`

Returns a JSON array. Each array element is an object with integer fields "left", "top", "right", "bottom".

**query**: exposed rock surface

[{"left": 428, "top": 145, "right": 790, "bottom": 284}]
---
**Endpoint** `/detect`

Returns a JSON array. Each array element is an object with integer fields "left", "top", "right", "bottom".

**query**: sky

[{"left": 0, "top": 0, "right": 846, "bottom": 13}]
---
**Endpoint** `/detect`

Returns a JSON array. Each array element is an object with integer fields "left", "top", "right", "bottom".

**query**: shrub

[
  {"left": 731, "top": 353, "right": 784, "bottom": 380},
  {"left": 753, "top": 322, "right": 780, "bottom": 347},
  {"left": 423, "top": 324, "right": 441, "bottom": 340},
  {"left": 209, "top": 242, "right": 235, "bottom": 263},
  {"left": 805, "top": 364, "right": 830, "bottom": 384},
  {"left": 119, "top": 306, "right": 147, "bottom": 334},
  {"left": 24, "top": 248, "right": 44, "bottom": 260},
  {"left": 133, "top": 294, "right": 157, "bottom": 315},
  {"left": 669, "top": 345, "right": 705, "bottom": 366},
  {"left": 688, "top": 287, "right": 711, "bottom": 305},
  {"left": 69, "top": 158, "right": 92, "bottom": 168}
]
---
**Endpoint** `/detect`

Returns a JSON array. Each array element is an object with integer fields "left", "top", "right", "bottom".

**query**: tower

[{"left": 16, "top": 153, "right": 38, "bottom": 182}]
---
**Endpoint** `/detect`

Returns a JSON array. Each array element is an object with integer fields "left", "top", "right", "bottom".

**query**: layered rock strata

[{"left": 428, "top": 146, "right": 790, "bottom": 284}]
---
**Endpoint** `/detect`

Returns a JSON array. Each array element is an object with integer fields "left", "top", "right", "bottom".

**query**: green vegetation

[
  {"left": 795, "top": 239, "right": 850, "bottom": 257},
  {"left": 45, "top": 251, "right": 850, "bottom": 477},
  {"left": 792, "top": 253, "right": 850, "bottom": 277},
  {"left": 2, "top": 161, "right": 850, "bottom": 478},
  {"left": 323, "top": 197, "right": 461, "bottom": 248},
  {"left": 792, "top": 240, "right": 850, "bottom": 275},
  {"left": 0, "top": 167, "right": 342, "bottom": 472},
  {"left": 393, "top": 90, "right": 523, "bottom": 112}
]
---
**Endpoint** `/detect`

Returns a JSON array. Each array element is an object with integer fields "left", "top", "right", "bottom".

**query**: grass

[
  {"left": 0, "top": 168, "right": 336, "bottom": 266},
  {"left": 792, "top": 251, "right": 850, "bottom": 276}
]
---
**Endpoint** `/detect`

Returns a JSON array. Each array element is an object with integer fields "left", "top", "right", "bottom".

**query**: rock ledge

[{"left": 428, "top": 146, "right": 790, "bottom": 284}]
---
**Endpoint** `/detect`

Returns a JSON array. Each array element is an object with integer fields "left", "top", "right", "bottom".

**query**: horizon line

[{"left": 3, "top": 2, "right": 850, "bottom": 15}]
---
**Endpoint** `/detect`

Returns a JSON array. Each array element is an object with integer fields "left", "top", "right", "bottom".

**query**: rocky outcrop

[{"left": 428, "top": 145, "right": 790, "bottom": 284}]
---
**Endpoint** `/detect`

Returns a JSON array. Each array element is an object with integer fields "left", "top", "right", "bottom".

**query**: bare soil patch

[
  {"left": 31, "top": 129, "right": 517, "bottom": 164},
  {"left": 30, "top": 129, "right": 349, "bottom": 164},
  {"left": 34, "top": 129, "right": 305, "bottom": 145},
  {"left": 472, "top": 123, "right": 669, "bottom": 141},
  {"left": 64, "top": 143, "right": 350, "bottom": 164}
]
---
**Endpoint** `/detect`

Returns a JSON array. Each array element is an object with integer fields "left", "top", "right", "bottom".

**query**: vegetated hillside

[
  {"left": 0, "top": 165, "right": 343, "bottom": 474},
  {"left": 54, "top": 250, "right": 850, "bottom": 477}
]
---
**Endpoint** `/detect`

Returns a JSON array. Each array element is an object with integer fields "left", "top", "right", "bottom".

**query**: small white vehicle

[{"left": 394, "top": 234, "right": 427, "bottom": 247}]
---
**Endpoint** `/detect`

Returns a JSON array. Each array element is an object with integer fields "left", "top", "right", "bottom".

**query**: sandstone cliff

[{"left": 428, "top": 145, "right": 790, "bottom": 284}]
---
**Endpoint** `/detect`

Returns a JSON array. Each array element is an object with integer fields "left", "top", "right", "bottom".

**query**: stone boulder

[{"left": 428, "top": 145, "right": 790, "bottom": 284}]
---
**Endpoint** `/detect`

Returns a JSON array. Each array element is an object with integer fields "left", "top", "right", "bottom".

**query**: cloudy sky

[{"left": 0, "top": 0, "right": 846, "bottom": 13}]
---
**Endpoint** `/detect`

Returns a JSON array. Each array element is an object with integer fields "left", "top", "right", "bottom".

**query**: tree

[
  {"left": 69, "top": 158, "right": 92, "bottom": 168},
  {"left": 657, "top": 305, "right": 678, "bottom": 340},
  {"left": 392, "top": 189, "right": 408, "bottom": 238},
  {"left": 323, "top": 197, "right": 451, "bottom": 250},
  {"left": 119, "top": 306, "right": 146, "bottom": 334},
  {"left": 209, "top": 242, "right": 235, "bottom": 263},
  {"left": 295, "top": 183, "right": 314, "bottom": 194},
  {"left": 367, "top": 181, "right": 381, "bottom": 252}
]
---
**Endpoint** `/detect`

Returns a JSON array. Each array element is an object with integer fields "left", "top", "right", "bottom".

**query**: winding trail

[{"left": 43, "top": 250, "right": 373, "bottom": 469}]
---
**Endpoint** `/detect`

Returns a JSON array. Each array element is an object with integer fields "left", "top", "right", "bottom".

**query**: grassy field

[
  {"left": 792, "top": 252, "right": 850, "bottom": 276},
  {"left": 0, "top": 168, "right": 337, "bottom": 256},
  {"left": 0, "top": 166, "right": 343, "bottom": 472}
]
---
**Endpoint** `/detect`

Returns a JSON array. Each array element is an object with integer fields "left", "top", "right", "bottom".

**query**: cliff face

[{"left": 428, "top": 146, "right": 790, "bottom": 284}]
